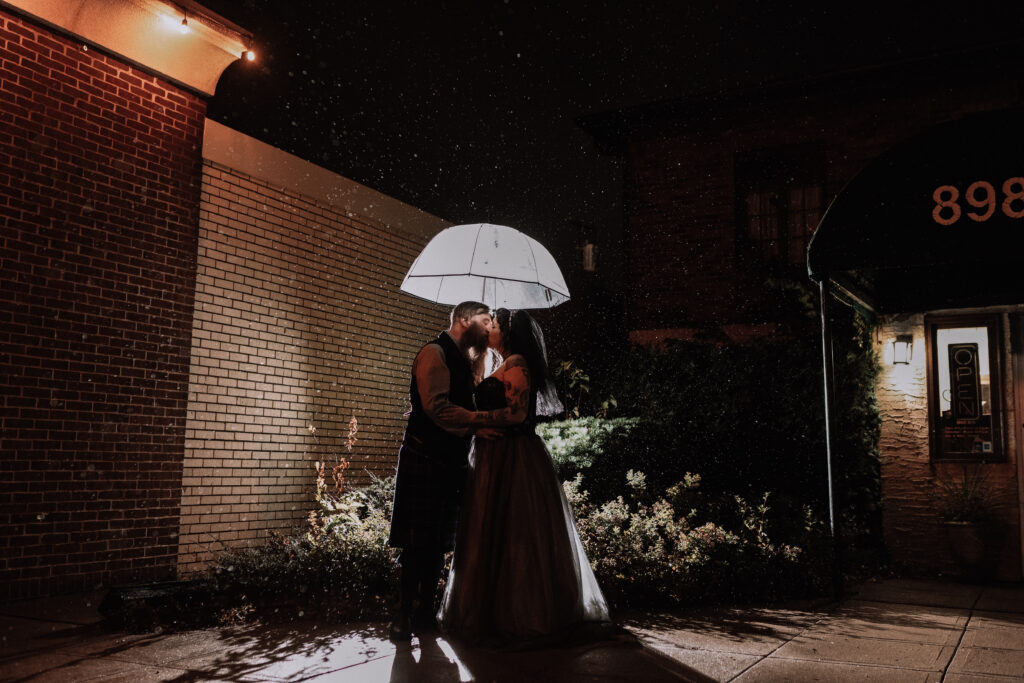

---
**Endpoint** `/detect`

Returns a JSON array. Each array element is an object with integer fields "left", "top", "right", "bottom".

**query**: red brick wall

[
  {"left": 0, "top": 10, "right": 205, "bottom": 599},
  {"left": 177, "top": 159, "right": 446, "bottom": 574}
]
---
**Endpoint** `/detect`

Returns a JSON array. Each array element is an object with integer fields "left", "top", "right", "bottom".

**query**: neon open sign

[
  {"left": 948, "top": 342, "right": 980, "bottom": 421},
  {"left": 932, "top": 177, "right": 1024, "bottom": 225}
]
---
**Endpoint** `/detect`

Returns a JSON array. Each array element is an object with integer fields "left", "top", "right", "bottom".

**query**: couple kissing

[{"left": 387, "top": 301, "right": 610, "bottom": 646}]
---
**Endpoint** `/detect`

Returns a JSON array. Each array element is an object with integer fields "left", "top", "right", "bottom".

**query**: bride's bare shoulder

[{"left": 493, "top": 354, "right": 527, "bottom": 374}]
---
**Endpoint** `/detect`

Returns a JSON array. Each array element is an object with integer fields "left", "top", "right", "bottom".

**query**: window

[
  {"left": 926, "top": 315, "right": 1004, "bottom": 461},
  {"left": 735, "top": 147, "right": 825, "bottom": 269}
]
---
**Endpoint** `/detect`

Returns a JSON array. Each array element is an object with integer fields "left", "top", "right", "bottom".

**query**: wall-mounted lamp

[
  {"left": 582, "top": 241, "right": 596, "bottom": 272},
  {"left": 892, "top": 334, "right": 913, "bottom": 365},
  {"left": 243, "top": 49, "right": 256, "bottom": 62}
]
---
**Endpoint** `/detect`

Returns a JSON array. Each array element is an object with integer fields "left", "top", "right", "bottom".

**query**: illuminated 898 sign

[{"left": 932, "top": 178, "right": 1024, "bottom": 225}]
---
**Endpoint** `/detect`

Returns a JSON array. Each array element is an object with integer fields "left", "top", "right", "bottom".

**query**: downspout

[{"left": 818, "top": 277, "right": 844, "bottom": 599}]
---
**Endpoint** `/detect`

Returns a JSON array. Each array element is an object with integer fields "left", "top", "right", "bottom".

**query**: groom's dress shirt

[{"left": 413, "top": 334, "right": 477, "bottom": 438}]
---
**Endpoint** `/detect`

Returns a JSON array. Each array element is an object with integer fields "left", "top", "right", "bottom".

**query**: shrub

[
  {"left": 192, "top": 464, "right": 827, "bottom": 625},
  {"left": 547, "top": 285, "right": 882, "bottom": 554},
  {"left": 936, "top": 464, "right": 998, "bottom": 523},
  {"left": 564, "top": 471, "right": 825, "bottom": 607},
  {"left": 538, "top": 417, "right": 641, "bottom": 503},
  {"left": 199, "top": 472, "right": 399, "bottom": 623}
]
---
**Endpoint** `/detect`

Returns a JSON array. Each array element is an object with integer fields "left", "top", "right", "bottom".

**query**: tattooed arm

[
  {"left": 415, "top": 344, "right": 532, "bottom": 436},
  {"left": 469, "top": 355, "right": 530, "bottom": 427},
  {"left": 414, "top": 344, "right": 517, "bottom": 434}
]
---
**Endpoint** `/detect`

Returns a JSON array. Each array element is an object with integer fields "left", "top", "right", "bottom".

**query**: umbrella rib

[
  {"left": 468, "top": 225, "right": 484, "bottom": 277},
  {"left": 524, "top": 236, "right": 540, "bottom": 282},
  {"left": 521, "top": 237, "right": 568, "bottom": 296},
  {"left": 404, "top": 273, "right": 567, "bottom": 290},
  {"left": 433, "top": 275, "right": 444, "bottom": 303}
]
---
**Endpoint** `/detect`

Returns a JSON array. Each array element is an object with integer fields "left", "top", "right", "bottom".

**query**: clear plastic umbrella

[{"left": 400, "top": 223, "right": 570, "bottom": 309}]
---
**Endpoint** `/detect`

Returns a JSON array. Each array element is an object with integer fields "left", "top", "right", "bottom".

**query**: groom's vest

[{"left": 405, "top": 332, "right": 474, "bottom": 463}]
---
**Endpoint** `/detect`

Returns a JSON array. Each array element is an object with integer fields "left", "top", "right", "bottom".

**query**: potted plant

[{"left": 936, "top": 464, "right": 1004, "bottom": 581}]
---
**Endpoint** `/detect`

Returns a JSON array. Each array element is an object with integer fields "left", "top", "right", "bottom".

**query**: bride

[{"left": 438, "top": 308, "right": 610, "bottom": 644}]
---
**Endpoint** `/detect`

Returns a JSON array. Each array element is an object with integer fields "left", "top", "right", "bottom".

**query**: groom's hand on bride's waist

[{"left": 474, "top": 427, "right": 504, "bottom": 440}]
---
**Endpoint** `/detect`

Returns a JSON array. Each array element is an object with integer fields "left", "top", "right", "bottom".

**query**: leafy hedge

[
  {"left": 195, "top": 466, "right": 823, "bottom": 624},
  {"left": 199, "top": 474, "right": 399, "bottom": 623},
  {"left": 545, "top": 284, "right": 882, "bottom": 550},
  {"left": 564, "top": 471, "right": 825, "bottom": 606}
]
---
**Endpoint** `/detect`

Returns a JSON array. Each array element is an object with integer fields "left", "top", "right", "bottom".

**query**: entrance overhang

[{"left": 808, "top": 107, "right": 1024, "bottom": 313}]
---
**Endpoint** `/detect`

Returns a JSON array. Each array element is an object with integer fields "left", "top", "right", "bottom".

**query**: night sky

[{"left": 199, "top": 0, "right": 1023, "bottom": 300}]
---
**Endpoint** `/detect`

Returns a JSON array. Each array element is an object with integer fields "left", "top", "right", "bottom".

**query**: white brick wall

[{"left": 177, "top": 127, "right": 448, "bottom": 573}]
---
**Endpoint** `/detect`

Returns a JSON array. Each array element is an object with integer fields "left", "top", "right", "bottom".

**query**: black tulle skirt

[{"left": 438, "top": 431, "right": 610, "bottom": 644}]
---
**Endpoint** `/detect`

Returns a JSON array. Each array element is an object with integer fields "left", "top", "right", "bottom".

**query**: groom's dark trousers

[{"left": 388, "top": 331, "right": 474, "bottom": 626}]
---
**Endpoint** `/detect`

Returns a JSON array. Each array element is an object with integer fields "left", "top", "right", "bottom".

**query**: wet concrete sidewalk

[
  {"left": 0, "top": 593, "right": 693, "bottom": 682},
  {"left": 623, "top": 578, "right": 1024, "bottom": 681},
  {"left": 1, "top": 578, "right": 1022, "bottom": 681}
]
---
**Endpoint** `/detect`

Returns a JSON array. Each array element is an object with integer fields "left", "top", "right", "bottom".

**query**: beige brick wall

[
  {"left": 177, "top": 124, "right": 448, "bottom": 573},
  {"left": 875, "top": 308, "right": 1022, "bottom": 579}
]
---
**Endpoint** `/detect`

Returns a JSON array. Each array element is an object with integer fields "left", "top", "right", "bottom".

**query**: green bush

[
  {"left": 538, "top": 417, "right": 640, "bottom": 502},
  {"left": 193, "top": 465, "right": 827, "bottom": 624},
  {"left": 564, "top": 470, "right": 824, "bottom": 606},
  {"left": 199, "top": 473, "right": 399, "bottom": 623},
  {"left": 546, "top": 284, "right": 882, "bottom": 553}
]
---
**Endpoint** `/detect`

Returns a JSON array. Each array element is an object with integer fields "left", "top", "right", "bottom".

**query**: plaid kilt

[{"left": 387, "top": 440, "right": 468, "bottom": 552}]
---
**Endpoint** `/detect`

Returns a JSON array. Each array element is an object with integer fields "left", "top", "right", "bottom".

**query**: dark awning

[{"left": 807, "top": 107, "right": 1024, "bottom": 313}]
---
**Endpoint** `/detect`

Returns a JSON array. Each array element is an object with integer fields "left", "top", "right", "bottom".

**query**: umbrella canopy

[{"left": 400, "top": 223, "right": 570, "bottom": 309}]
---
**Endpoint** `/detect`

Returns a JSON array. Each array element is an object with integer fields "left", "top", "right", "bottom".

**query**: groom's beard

[
  {"left": 465, "top": 324, "right": 489, "bottom": 354},
  {"left": 467, "top": 335, "right": 488, "bottom": 357},
  {"left": 464, "top": 327, "right": 489, "bottom": 367}
]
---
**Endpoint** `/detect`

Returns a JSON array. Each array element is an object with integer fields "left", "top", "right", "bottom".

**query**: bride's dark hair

[{"left": 493, "top": 309, "right": 563, "bottom": 417}]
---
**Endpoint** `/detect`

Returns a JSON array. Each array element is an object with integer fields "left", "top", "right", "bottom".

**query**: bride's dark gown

[{"left": 437, "top": 376, "right": 610, "bottom": 644}]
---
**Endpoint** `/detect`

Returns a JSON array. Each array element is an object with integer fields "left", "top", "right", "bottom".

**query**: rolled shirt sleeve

[{"left": 413, "top": 343, "right": 479, "bottom": 436}]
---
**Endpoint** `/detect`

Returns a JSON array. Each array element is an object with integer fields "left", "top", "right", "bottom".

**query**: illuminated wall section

[
  {"left": 177, "top": 121, "right": 449, "bottom": 573},
  {"left": 875, "top": 309, "right": 1021, "bottom": 579}
]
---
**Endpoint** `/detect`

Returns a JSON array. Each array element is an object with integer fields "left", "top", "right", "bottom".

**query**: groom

[{"left": 388, "top": 300, "right": 494, "bottom": 640}]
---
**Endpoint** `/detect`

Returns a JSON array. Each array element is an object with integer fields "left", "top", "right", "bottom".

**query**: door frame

[{"left": 1011, "top": 313, "right": 1024, "bottom": 579}]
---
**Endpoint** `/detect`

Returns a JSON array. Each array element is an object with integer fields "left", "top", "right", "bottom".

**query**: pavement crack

[{"left": 940, "top": 589, "right": 981, "bottom": 682}]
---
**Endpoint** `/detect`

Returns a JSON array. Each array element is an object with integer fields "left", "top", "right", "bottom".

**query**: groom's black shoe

[{"left": 389, "top": 612, "right": 411, "bottom": 641}]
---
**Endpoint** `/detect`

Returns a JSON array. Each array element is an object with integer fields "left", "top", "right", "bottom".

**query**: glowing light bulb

[
  {"left": 179, "top": 17, "right": 189, "bottom": 34},
  {"left": 244, "top": 50, "right": 256, "bottom": 62}
]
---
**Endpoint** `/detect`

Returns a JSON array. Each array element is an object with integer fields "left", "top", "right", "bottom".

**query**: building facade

[
  {"left": 1, "top": 1, "right": 447, "bottom": 599},
  {"left": 580, "top": 47, "right": 1024, "bottom": 579}
]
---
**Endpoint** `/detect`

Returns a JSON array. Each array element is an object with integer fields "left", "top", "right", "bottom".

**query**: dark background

[{"left": 199, "top": 0, "right": 1023, "bottom": 356}]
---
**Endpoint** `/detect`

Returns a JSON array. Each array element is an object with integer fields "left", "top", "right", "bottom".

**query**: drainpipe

[{"left": 818, "top": 277, "right": 844, "bottom": 600}]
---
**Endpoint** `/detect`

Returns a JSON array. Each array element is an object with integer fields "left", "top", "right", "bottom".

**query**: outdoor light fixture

[
  {"left": 582, "top": 241, "right": 596, "bottom": 272},
  {"left": 892, "top": 335, "right": 913, "bottom": 365},
  {"left": 243, "top": 49, "right": 256, "bottom": 62},
  {"left": 179, "top": 13, "right": 189, "bottom": 34}
]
